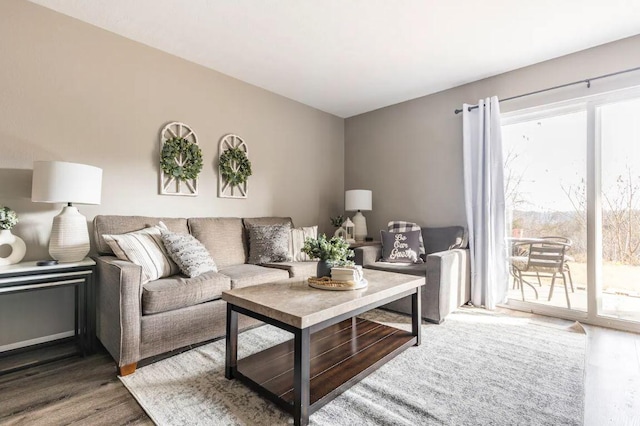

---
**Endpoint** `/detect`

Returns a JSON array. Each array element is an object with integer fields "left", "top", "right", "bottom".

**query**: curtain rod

[{"left": 454, "top": 65, "right": 640, "bottom": 115}]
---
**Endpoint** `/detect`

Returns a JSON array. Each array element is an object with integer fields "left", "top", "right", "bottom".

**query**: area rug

[{"left": 120, "top": 308, "right": 586, "bottom": 426}]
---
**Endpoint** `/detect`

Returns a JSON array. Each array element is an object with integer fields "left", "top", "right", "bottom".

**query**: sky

[{"left": 502, "top": 97, "right": 640, "bottom": 213}]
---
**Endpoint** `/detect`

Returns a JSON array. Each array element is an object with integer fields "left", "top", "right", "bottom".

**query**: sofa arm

[
  {"left": 95, "top": 255, "right": 143, "bottom": 367},
  {"left": 353, "top": 245, "right": 382, "bottom": 266},
  {"left": 425, "top": 248, "right": 471, "bottom": 322}
]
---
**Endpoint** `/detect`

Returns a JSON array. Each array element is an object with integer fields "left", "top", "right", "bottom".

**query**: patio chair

[
  {"left": 510, "top": 240, "right": 572, "bottom": 308},
  {"left": 509, "top": 238, "right": 546, "bottom": 289},
  {"left": 540, "top": 236, "right": 575, "bottom": 293}
]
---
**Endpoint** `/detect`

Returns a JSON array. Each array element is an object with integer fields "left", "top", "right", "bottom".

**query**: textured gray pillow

[
  {"left": 160, "top": 230, "right": 217, "bottom": 277},
  {"left": 248, "top": 224, "right": 292, "bottom": 264}
]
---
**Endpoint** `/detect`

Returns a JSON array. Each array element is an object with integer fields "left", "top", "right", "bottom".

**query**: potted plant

[
  {"left": 0, "top": 206, "right": 18, "bottom": 231},
  {"left": 330, "top": 215, "right": 345, "bottom": 228},
  {"left": 302, "top": 234, "right": 354, "bottom": 278}
]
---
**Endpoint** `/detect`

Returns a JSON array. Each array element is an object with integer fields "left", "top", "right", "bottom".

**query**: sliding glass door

[
  {"left": 598, "top": 97, "right": 640, "bottom": 323},
  {"left": 502, "top": 107, "right": 588, "bottom": 313},
  {"left": 501, "top": 88, "right": 640, "bottom": 332}
]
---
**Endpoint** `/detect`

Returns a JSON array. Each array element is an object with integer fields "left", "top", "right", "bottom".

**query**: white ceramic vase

[{"left": 0, "top": 229, "right": 27, "bottom": 266}]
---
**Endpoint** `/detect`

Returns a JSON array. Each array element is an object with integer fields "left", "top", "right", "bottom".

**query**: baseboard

[{"left": 0, "top": 330, "right": 75, "bottom": 352}]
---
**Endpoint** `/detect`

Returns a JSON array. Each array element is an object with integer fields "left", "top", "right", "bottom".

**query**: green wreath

[
  {"left": 160, "top": 137, "right": 203, "bottom": 181},
  {"left": 219, "top": 147, "right": 252, "bottom": 187}
]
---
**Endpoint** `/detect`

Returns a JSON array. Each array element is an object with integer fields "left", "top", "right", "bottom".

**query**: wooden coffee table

[{"left": 222, "top": 269, "right": 424, "bottom": 426}]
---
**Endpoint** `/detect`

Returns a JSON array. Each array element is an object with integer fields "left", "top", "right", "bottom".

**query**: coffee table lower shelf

[{"left": 232, "top": 317, "right": 415, "bottom": 415}]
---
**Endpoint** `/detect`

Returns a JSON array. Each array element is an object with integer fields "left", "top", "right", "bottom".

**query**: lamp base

[
  {"left": 49, "top": 206, "right": 90, "bottom": 263},
  {"left": 352, "top": 211, "right": 368, "bottom": 242}
]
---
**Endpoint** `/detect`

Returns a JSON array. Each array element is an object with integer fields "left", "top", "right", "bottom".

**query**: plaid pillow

[{"left": 387, "top": 221, "right": 425, "bottom": 256}]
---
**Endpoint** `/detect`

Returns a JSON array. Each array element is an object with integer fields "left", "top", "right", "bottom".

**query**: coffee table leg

[
  {"left": 293, "top": 327, "right": 310, "bottom": 426},
  {"left": 412, "top": 285, "right": 422, "bottom": 346},
  {"left": 225, "top": 304, "right": 238, "bottom": 379}
]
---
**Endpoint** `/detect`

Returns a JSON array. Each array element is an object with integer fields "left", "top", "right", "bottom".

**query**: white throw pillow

[
  {"left": 289, "top": 226, "right": 318, "bottom": 262},
  {"left": 103, "top": 223, "right": 179, "bottom": 284}
]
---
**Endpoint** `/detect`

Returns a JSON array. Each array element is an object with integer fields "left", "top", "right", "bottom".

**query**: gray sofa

[
  {"left": 93, "top": 215, "right": 316, "bottom": 375},
  {"left": 355, "top": 226, "right": 471, "bottom": 324}
]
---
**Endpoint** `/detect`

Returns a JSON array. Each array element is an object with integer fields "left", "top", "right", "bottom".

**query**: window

[{"left": 501, "top": 87, "right": 640, "bottom": 332}]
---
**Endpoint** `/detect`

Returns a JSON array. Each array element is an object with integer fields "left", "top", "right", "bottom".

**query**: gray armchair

[{"left": 354, "top": 226, "right": 471, "bottom": 323}]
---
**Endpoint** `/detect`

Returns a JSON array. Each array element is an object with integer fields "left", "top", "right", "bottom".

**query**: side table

[
  {"left": 0, "top": 258, "right": 96, "bottom": 375},
  {"left": 348, "top": 241, "right": 382, "bottom": 266},
  {"left": 348, "top": 240, "right": 381, "bottom": 249}
]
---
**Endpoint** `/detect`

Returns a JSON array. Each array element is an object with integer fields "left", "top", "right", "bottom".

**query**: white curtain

[{"left": 462, "top": 96, "right": 508, "bottom": 309}]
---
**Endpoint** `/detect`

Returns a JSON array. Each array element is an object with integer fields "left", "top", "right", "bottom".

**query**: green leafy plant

[
  {"left": 330, "top": 215, "right": 345, "bottom": 228},
  {"left": 0, "top": 206, "right": 19, "bottom": 230},
  {"left": 219, "top": 147, "right": 252, "bottom": 187},
  {"left": 160, "top": 137, "right": 203, "bottom": 181},
  {"left": 302, "top": 234, "right": 354, "bottom": 265}
]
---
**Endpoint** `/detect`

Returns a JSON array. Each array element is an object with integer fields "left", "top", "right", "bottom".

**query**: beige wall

[
  {"left": 345, "top": 34, "right": 640, "bottom": 238},
  {"left": 0, "top": 0, "right": 344, "bottom": 347}
]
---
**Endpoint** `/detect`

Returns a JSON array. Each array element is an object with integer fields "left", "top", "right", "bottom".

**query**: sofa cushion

[
  {"left": 161, "top": 229, "right": 218, "bottom": 277},
  {"left": 247, "top": 224, "right": 292, "bottom": 264},
  {"left": 103, "top": 224, "right": 179, "bottom": 284},
  {"left": 218, "top": 264, "right": 289, "bottom": 289},
  {"left": 422, "top": 226, "right": 468, "bottom": 255},
  {"left": 93, "top": 215, "right": 188, "bottom": 255},
  {"left": 380, "top": 229, "right": 422, "bottom": 263},
  {"left": 142, "top": 271, "right": 231, "bottom": 315},
  {"left": 364, "top": 261, "right": 427, "bottom": 277},
  {"left": 188, "top": 218, "right": 247, "bottom": 268},
  {"left": 261, "top": 261, "right": 318, "bottom": 278}
]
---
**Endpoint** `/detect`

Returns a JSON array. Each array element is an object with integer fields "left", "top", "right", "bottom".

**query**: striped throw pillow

[
  {"left": 289, "top": 226, "right": 318, "bottom": 262},
  {"left": 103, "top": 223, "right": 179, "bottom": 284}
]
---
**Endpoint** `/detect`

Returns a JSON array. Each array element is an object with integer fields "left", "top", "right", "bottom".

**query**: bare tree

[
  {"left": 561, "top": 178, "right": 587, "bottom": 231},
  {"left": 560, "top": 164, "right": 640, "bottom": 265},
  {"left": 602, "top": 165, "right": 640, "bottom": 264},
  {"left": 503, "top": 149, "right": 527, "bottom": 210}
]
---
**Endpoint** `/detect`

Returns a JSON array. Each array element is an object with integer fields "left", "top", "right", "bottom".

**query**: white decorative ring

[{"left": 0, "top": 230, "right": 26, "bottom": 266}]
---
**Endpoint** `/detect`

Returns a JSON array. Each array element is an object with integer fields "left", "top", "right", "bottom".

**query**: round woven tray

[{"left": 307, "top": 276, "right": 368, "bottom": 291}]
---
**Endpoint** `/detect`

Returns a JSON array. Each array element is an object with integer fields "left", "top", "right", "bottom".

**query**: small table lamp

[
  {"left": 345, "top": 189, "right": 372, "bottom": 242},
  {"left": 32, "top": 161, "right": 102, "bottom": 263}
]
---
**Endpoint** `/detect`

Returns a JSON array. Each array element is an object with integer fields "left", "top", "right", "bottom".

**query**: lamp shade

[
  {"left": 345, "top": 189, "right": 372, "bottom": 211},
  {"left": 32, "top": 161, "right": 102, "bottom": 205}
]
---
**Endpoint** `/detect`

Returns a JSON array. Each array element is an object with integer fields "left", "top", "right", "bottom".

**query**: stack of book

[{"left": 330, "top": 265, "right": 364, "bottom": 285}]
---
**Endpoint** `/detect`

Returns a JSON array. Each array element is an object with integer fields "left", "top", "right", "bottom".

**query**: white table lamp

[
  {"left": 345, "top": 189, "right": 372, "bottom": 241},
  {"left": 32, "top": 161, "right": 102, "bottom": 262}
]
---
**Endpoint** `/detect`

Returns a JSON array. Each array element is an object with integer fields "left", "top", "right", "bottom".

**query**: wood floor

[
  {"left": 1, "top": 309, "right": 638, "bottom": 426},
  {"left": 0, "top": 351, "right": 151, "bottom": 425}
]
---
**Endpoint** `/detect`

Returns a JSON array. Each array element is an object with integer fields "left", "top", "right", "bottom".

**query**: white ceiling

[{"left": 29, "top": 0, "right": 640, "bottom": 118}]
